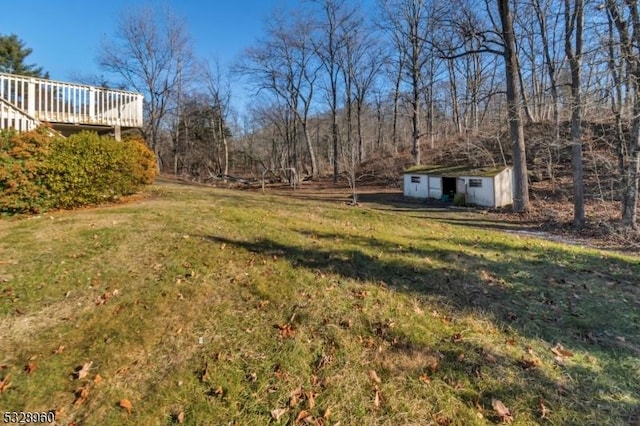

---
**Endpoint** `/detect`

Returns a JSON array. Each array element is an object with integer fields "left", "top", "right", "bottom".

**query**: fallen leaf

[
  {"left": 256, "top": 300, "right": 270, "bottom": 309},
  {"left": 73, "top": 386, "right": 89, "bottom": 406},
  {"left": 175, "top": 411, "right": 185, "bottom": 424},
  {"left": 0, "top": 374, "right": 12, "bottom": 393},
  {"left": 551, "top": 343, "right": 573, "bottom": 358},
  {"left": 96, "top": 292, "right": 112, "bottom": 305},
  {"left": 491, "top": 398, "right": 513, "bottom": 424},
  {"left": 554, "top": 356, "right": 566, "bottom": 366},
  {"left": 518, "top": 358, "right": 538, "bottom": 370},
  {"left": 295, "top": 410, "right": 311, "bottom": 423},
  {"left": 203, "top": 385, "right": 223, "bottom": 400},
  {"left": 24, "top": 362, "right": 37, "bottom": 375},
  {"left": 53, "top": 345, "right": 65, "bottom": 354},
  {"left": 76, "top": 361, "right": 93, "bottom": 379},
  {"left": 53, "top": 407, "right": 65, "bottom": 420},
  {"left": 505, "top": 337, "right": 517, "bottom": 346},
  {"left": 368, "top": 370, "right": 382, "bottom": 384},
  {"left": 433, "top": 415, "right": 453, "bottom": 426},
  {"left": 271, "top": 408, "right": 287, "bottom": 422},
  {"left": 451, "top": 333, "right": 463, "bottom": 343},
  {"left": 427, "top": 357, "right": 440, "bottom": 373},
  {"left": 419, "top": 374, "right": 431, "bottom": 384},
  {"left": 276, "top": 323, "right": 296, "bottom": 339},
  {"left": 555, "top": 381, "right": 569, "bottom": 395},
  {"left": 373, "top": 386, "right": 381, "bottom": 409},
  {"left": 200, "top": 362, "right": 210, "bottom": 382},
  {"left": 484, "top": 352, "right": 497, "bottom": 364},
  {"left": 119, "top": 399, "right": 133, "bottom": 414},
  {"left": 289, "top": 387, "right": 304, "bottom": 407},
  {"left": 480, "top": 269, "right": 494, "bottom": 282},
  {"left": 94, "top": 374, "right": 103, "bottom": 384},
  {"left": 306, "top": 390, "right": 315, "bottom": 409},
  {"left": 539, "top": 398, "right": 549, "bottom": 419},
  {"left": 323, "top": 407, "right": 331, "bottom": 419},
  {"left": 352, "top": 290, "right": 368, "bottom": 299}
]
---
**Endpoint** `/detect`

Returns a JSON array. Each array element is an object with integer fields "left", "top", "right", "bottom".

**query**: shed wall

[
  {"left": 403, "top": 167, "right": 513, "bottom": 208},
  {"left": 428, "top": 177, "right": 442, "bottom": 199},
  {"left": 494, "top": 168, "right": 513, "bottom": 207},
  {"left": 403, "top": 174, "right": 428, "bottom": 198},
  {"left": 461, "top": 176, "right": 494, "bottom": 207}
]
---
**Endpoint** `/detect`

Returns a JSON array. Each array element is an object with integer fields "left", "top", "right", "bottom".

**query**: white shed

[{"left": 403, "top": 165, "right": 513, "bottom": 208}]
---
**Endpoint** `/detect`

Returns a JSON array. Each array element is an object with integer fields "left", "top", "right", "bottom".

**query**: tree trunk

[
  {"left": 357, "top": 100, "right": 364, "bottom": 163},
  {"left": 411, "top": 42, "right": 421, "bottom": 165},
  {"left": 303, "top": 124, "right": 318, "bottom": 179},
  {"left": 565, "top": 0, "right": 585, "bottom": 228},
  {"left": 516, "top": 52, "right": 535, "bottom": 124},
  {"left": 499, "top": 0, "right": 529, "bottom": 213},
  {"left": 392, "top": 52, "right": 403, "bottom": 151},
  {"left": 447, "top": 58, "right": 462, "bottom": 134},
  {"left": 622, "top": 97, "right": 640, "bottom": 228},
  {"left": 606, "top": 0, "right": 639, "bottom": 228}
]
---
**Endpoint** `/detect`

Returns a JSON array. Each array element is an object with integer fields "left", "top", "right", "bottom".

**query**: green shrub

[
  {"left": 453, "top": 192, "right": 466, "bottom": 206},
  {"left": 0, "top": 127, "right": 53, "bottom": 213},
  {"left": 123, "top": 135, "right": 157, "bottom": 185},
  {"left": 0, "top": 127, "right": 157, "bottom": 214}
]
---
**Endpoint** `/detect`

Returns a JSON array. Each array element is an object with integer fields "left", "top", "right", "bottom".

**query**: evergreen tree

[{"left": 0, "top": 34, "right": 49, "bottom": 78}]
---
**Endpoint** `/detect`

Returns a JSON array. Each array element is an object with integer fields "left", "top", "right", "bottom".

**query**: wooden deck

[{"left": 0, "top": 72, "right": 143, "bottom": 137}]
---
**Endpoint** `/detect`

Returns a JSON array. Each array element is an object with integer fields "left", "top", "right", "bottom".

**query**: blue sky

[{"left": 0, "top": 0, "right": 298, "bottom": 113}]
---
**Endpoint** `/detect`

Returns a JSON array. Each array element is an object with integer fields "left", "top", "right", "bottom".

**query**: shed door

[{"left": 456, "top": 178, "right": 466, "bottom": 194}]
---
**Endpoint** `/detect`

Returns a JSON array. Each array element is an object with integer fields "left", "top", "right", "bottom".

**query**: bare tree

[
  {"left": 564, "top": 0, "right": 585, "bottom": 227},
  {"left": 241, "top": 11, "right": 321, "bottom": 181},
  {"left": 442, "top": 0, "right": 530, "bottom": 212},
  {"left": 605, "top": 0, "right": 640, "bottom": 229},
  {"left": 498, "top": 0, "right": 530, "bottom": 212},
  {"left": 203, "top": 60, "right": 233, "bottom": 179},
  {"left": 98, "top": 4, "right": 194, "bottom": 169},
  {"left": 379, "top": 0, "right": 440, "bottom": 166},
  {"left": 312, "top": 0, "right": 356, "bottom": 182}
]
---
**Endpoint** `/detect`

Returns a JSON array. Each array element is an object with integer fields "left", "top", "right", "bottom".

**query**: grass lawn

[{"left": 0, "top": 178, "right": 639, "bottom": 425}]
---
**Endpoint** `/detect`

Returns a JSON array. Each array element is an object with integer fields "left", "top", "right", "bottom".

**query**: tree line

[
  {"left": 3, "top": 0, "right": 639, "bottom": 229},
  {"left": 232, "top": 0, "right": 639, "bottom": 228}
]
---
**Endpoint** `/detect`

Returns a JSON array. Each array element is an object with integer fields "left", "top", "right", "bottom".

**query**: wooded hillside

[{"left": 97, "top": 0, "right": 640, "bottom": 231}]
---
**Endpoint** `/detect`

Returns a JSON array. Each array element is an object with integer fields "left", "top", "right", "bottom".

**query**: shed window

[
  {"left": 411, "top": 176, "right": 421, "bottom": 183},
  {"left": 469, "top": 178, "right": 482, "bottom": 188}
]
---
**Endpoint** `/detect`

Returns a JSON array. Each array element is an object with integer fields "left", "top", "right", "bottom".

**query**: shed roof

[{"left": 404, "top": 164, "right": 508, "bottom": 177}]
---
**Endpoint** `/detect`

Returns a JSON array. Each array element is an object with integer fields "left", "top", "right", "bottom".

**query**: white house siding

[
  {"left": 403, "top": 174, "right": 428, "bottom": 198},
  {"left": 461, "top": 176, "right": 494, "bottom": 207}
]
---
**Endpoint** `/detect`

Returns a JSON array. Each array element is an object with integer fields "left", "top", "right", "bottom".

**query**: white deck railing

[
  {"left": 0, "top": 72, "right": 144, "bottom": 131},
  {"left": 0, "top": 97, "right": 39, "bottom": 132}
]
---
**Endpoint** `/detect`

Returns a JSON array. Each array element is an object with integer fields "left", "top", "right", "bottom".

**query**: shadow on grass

[{"left": 202, "top": 231, "right": 640, "bottom": 421}]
